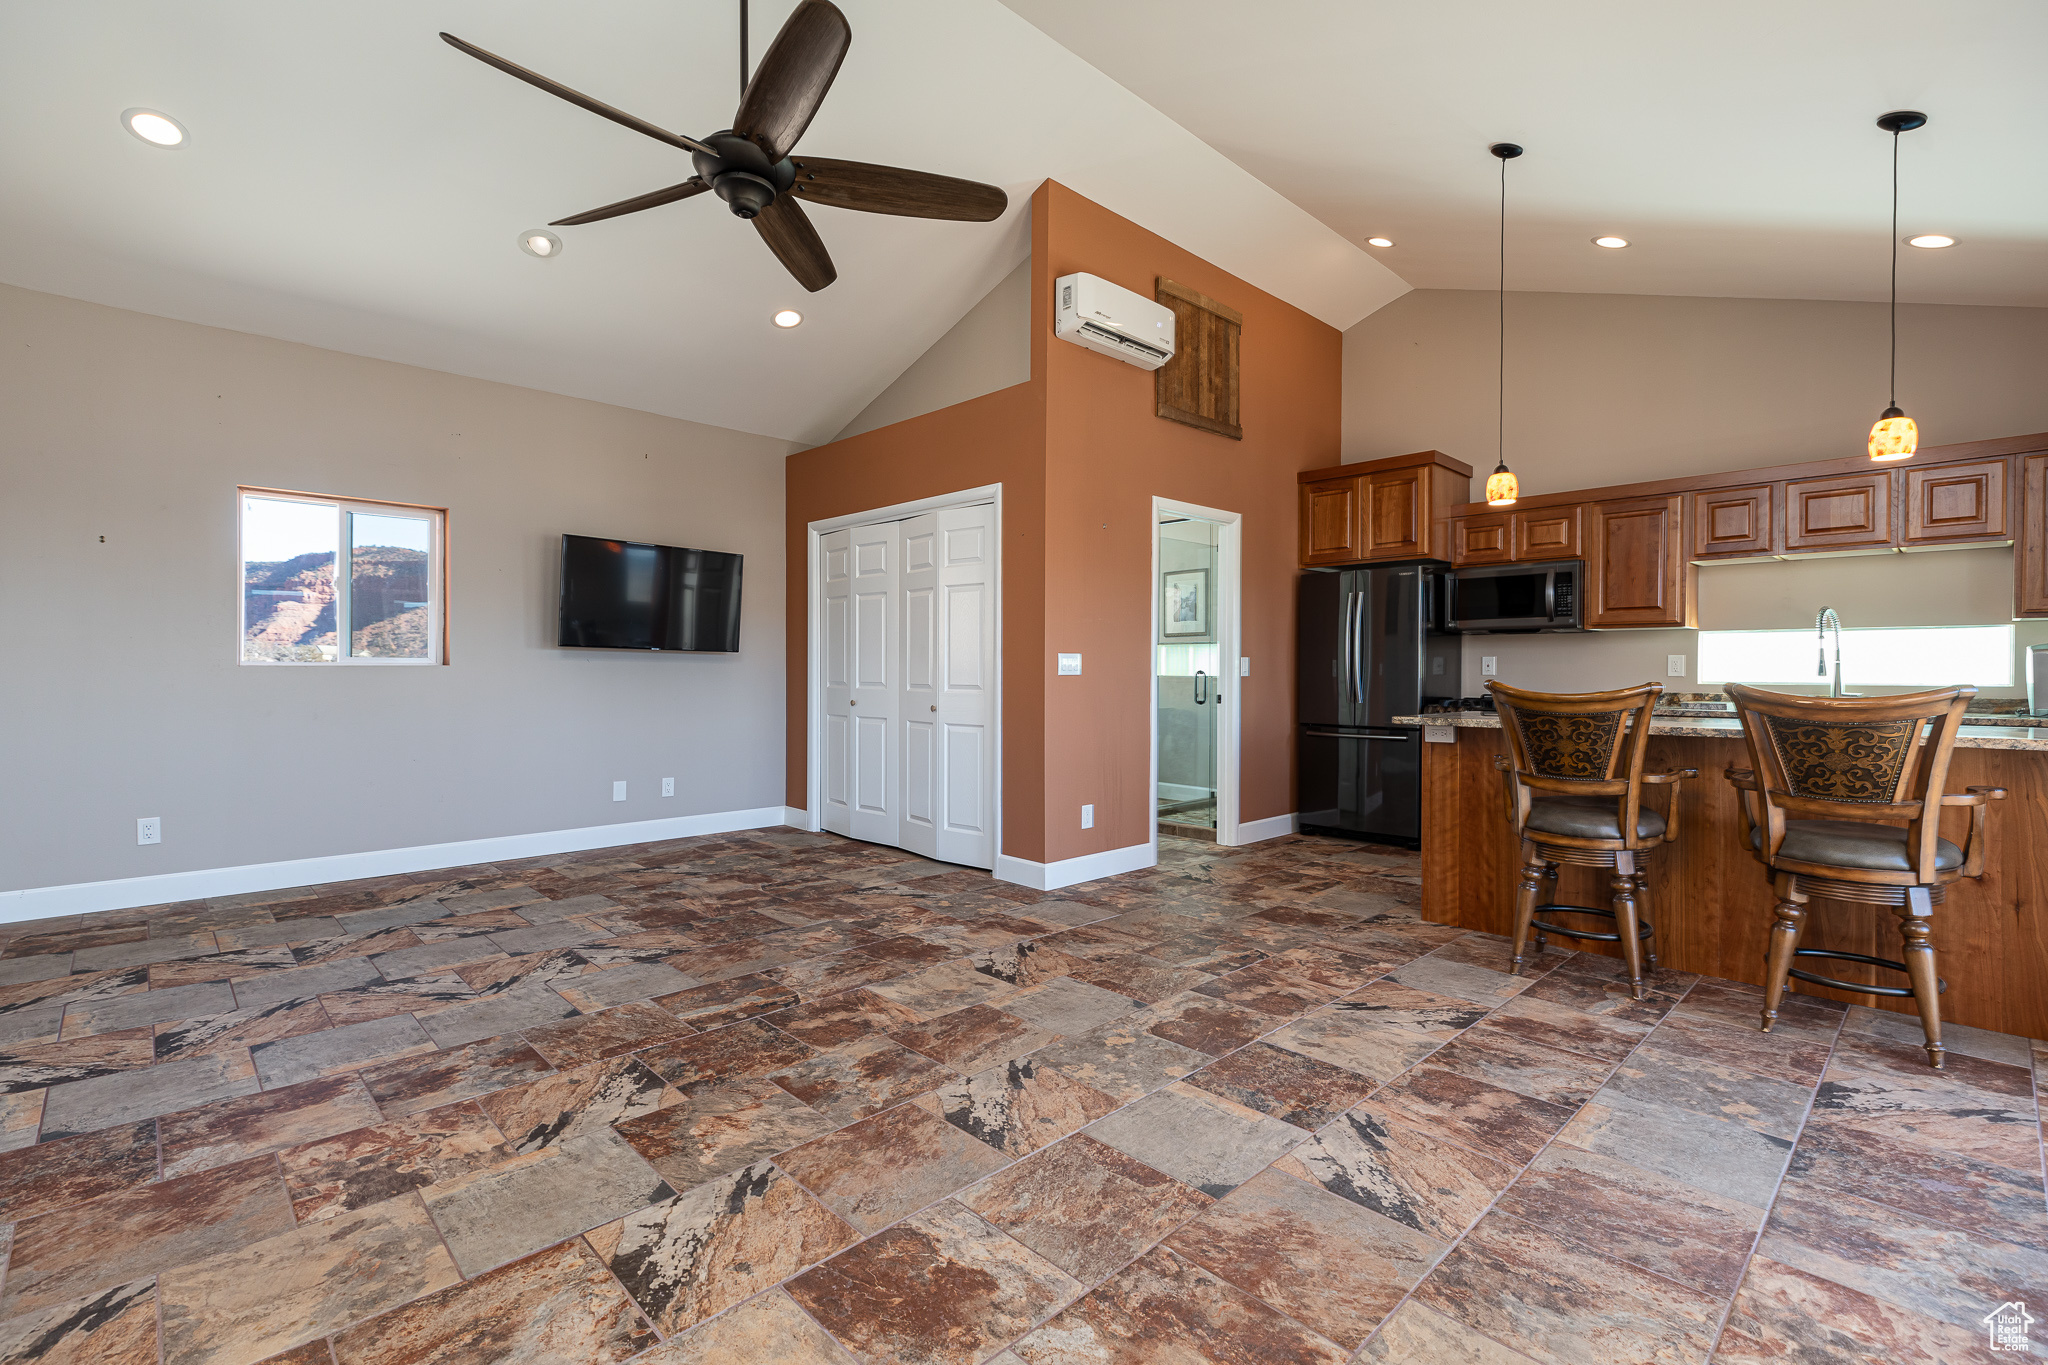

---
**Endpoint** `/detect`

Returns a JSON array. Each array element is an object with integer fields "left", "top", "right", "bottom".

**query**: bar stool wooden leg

[
  {"left": 1898, "top": 886, "right": 1945, "bottom": 1070},
  {"left": 1534, "top": 861, "right": 1559, "bottom": 953},
  {"left": 1509, "top": 839, "right": 1545, "bottom": 975},
  {"left": 1760, "top": 872, "right": 1807, "bottom": 1033},
  {"left": 1611, "top": 851, "right": 1646, "bottom": 999},
  {"left": 1632, "top": 868, "right": 1658, "bottom": 972}
]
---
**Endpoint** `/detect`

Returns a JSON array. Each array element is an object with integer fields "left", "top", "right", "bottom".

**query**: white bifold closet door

[{"left": 819, "top": 503, "right": 994, "bottom": 868}]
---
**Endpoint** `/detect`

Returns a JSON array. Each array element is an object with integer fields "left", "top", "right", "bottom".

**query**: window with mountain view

[{"left": 240, "top": 490, "right": 444, "bottom": 665}]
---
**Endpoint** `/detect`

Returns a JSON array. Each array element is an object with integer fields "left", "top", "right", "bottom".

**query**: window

[
  {"left": 239, "top": 489, "right": 445, "bottom": 665},
  {"left": 1696, "top": 624, "right": 2012, "bottom": 688}
]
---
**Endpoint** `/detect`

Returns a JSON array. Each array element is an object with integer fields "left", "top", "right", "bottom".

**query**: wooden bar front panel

[{"left": 1420, "top": 727, "right": 2048, "bottom": 1039}]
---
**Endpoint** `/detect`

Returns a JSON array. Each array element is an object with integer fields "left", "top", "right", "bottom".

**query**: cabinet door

[
  {"left": 1300, "top": 476, "right": 1363, "bottom": 566},
  {"left": 1513, "top": 505, "right": 1581, "bottom": 561},
  {"left": 2019, "top": 454, "right": 2048, "bottom": 617},
  {"left": 1589, "top": 495, "right": 1690, "bottom": 628},
  {"left": 1692, "top": 484, "right": 1776, "bottom": 558},
  {"left": 1363, "top": 469, "right": 1425, "bottom": 559},
  {"left": 1904, "top": 458, "right": 2007, "bottom": 544},
  {"left": 1451, "top": 513, "right": 1512, "bottom": 565},
  {"left": 1784, "top": 471, "right": 1893, "bottom": 553}
]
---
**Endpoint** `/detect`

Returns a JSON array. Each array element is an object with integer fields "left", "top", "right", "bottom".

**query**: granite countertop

[{"left": 1391, "top": 711, "right": 2048, "bottom": 752}]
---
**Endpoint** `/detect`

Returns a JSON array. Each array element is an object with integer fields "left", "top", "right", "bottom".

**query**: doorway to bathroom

[{"left": 1153, "top": 499, "right": 1240, "bottom": 843}]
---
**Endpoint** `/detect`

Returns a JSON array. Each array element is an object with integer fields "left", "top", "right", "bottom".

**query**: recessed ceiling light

[
  {"left": 1907, "top": 234, "right": 1955, "bottom": 249},
  {"left": 122, "top": 108, "right": 186, "bottom": 148},
  {"left": 1365, "top": 237, "right": 1394, "bottom": 248},
  {"left": 517, "top": 229, "right": 562, "bottom": 258},
  {"left": 1592, "top": 235, "right": 1629, "bottom": 249},
  {"left": 773, "top": 309, "right": 803, "bottom": 328}
]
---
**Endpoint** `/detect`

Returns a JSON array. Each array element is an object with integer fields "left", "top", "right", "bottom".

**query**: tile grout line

[{"left": 1694, "top": 994, "right": 1849, "bottom": 1362}]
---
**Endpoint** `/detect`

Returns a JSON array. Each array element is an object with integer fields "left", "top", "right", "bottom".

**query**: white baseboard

[
  {"left": 994, "top": 841, "right": 1156, "bottom": 892},
  {"left": 0, "top": 805, "right": 792, "bottom": 922},
  {"left": 781, "top": 807, "right": 812, "bottom": 831},
  {"left": 1227, "top": 812, "right": 1300, "bottom": 846}
]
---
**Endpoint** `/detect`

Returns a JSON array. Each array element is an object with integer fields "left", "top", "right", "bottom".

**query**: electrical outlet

[
  {"left": 661, "top": 777, "right": 675, "bottom": 798},
  {"left": 136, "top": 817, "right": 161, "bottom": 846},
  {"left": 1431, "top": 656, "right": 1445, "bottom": 676},
  {"left": 1080, "top": 804, "right": 1094, "bottom": 829},
  {"left": 1482, "top": 656, "right": 1498, "bottom": 677},
  {"left": 1058, "top": 653, "right": 1082, "bottom": 676},
  {"left": 1668, "top": 655, "right": 1687, "bottom": 677},
  {"left": 1239, "top": 657, "right": 1250, "bottom": 676},
  {"left": 612, "top": 781, "right": 627, "bottom": 802}
]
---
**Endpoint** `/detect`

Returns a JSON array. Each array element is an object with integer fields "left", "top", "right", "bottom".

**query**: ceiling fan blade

[
  {"left": 753, "top": 196, "right": 836, "bottom": 292},
  {"left": 789, "top": 157, "right": 1007, "bottom": 222},
  {"left": 551, "top": 178, "right": 709, "bottom": 226},
  {"left": 440, "top": 33, "right": 713, "bottom": 156},
  {"left": 731, "top": 0, "right": 850, "bottom": 162}
]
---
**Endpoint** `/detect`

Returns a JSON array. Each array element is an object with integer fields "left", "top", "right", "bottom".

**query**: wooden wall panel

[
  {"left": 1420, "top": 727, "right": 2048, "bottom": 1038},
  {"left": 1155, "top": 278, "right": 1242, "bottom": 440}
]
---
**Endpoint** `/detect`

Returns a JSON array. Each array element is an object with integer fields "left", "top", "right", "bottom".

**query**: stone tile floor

[{"left": 0, "top": 829, "right": 2042, "bottom": 1364}]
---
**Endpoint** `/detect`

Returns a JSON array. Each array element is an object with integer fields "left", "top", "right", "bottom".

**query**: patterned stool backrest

[{"left": 1487, "top": 680, "right": 1663, "bottom": 843}]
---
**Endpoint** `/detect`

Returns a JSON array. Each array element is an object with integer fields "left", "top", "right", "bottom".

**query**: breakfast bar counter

[{"left": 1394, "top": 711, "right": 2048, "bottom": 1038}]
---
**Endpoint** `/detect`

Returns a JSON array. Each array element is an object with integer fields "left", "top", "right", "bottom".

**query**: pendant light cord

[
  {"left": 1498, "top": 152, "right": 1507, "bottom": 470},
  {"left": 740, "top": 0, "right": 749, "bottom": 100},
  {"left": 1889, "top": 127, "right": 1899, "bottom": 408}
]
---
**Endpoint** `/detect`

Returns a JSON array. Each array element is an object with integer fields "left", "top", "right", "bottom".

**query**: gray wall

[
  {"left": 1343, "top": 289, "right": 2048, "bottom": 483},
  {"left": 832, "top": 258, "right": 1032, "bottom": 443},
  {"left": 1, "top": 284, "right": 793, "bottom": 894},
  {"left": 1340, "top": 287, "right": 2048, "bottom": 700}
]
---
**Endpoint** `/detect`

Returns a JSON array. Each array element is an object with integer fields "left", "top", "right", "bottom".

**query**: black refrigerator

[{"left": 1297, "top": 563, "right": 1460, "bottom": 847}]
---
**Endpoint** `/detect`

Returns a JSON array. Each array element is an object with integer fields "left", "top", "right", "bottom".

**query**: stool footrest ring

[
  {"left": 1531, "top": 904, "right": 1655, "bottom": 946},
  {"left": 1783, "top": 947, "right": 1946, "bottom": 1000}
]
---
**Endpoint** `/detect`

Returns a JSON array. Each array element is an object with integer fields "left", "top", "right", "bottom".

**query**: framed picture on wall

[{"left": 1161, "top": 568, "right": 1212, "bottom": 642}]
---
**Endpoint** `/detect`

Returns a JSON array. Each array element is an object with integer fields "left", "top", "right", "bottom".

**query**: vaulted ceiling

[
  {"left": 0, "top": 2, "right": 1400, "bottom": 445},
  {"left": 1003, "top": 0, "right": 2048, "bottom": 308}
]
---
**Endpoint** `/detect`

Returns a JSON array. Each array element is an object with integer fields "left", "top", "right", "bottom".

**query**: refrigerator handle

[
  {"left": 1352, "top": 587, "right": 1368, "bottom": 704},
  {"left": 1338, "top": 589, "right": 1354, "bottom": 706}
]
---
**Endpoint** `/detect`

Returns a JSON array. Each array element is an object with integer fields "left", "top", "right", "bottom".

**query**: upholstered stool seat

[
  {"left": 1489, "top": 680, "right": 1694, "bottom": 1000},
  {"left": 1529, "top": 795, "right": 1667, "bottom": 841},
  {"left": 1725, "top": 683, "right": 2003, "bottom": 1070},
  {"left": 1749, "top": 820, "right": 1962, "bottom": 872}
]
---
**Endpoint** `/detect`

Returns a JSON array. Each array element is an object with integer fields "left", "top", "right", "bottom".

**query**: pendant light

[
  {"left": 1486, "top": 142, "right": 1523, "bottom": 505},
  {"left": 1868, "top": 110, "right": 1926, "bottom": 462}
]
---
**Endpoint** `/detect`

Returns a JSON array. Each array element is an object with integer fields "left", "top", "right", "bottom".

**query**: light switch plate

[
  {"left": 1080, "top": 803, "right": 1094, "bottom": 829},
  {"left": 1239, "top": 657, "right": 1250, "bottom": 676},
  {"left": 1668, "top": 655, "right": 1687, "bottom": 677},
  {"left": 612, "top": 781, "right": 627, "bottom": 802},
  {"left": 1057, "top": 653, "right": 1082, "bottom": 676}
]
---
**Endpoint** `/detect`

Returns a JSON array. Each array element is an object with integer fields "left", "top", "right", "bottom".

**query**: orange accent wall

[{"left": 785, "top": 181, "right": 1341, "bottom": 867}]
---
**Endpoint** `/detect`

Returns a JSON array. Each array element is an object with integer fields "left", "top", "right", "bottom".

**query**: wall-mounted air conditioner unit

[{"left": 1054, "top": 272, "right": 1176, "bottom": 371}]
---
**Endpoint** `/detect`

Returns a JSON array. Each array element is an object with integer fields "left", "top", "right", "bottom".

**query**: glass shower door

[{"left": 1157, "top": 517, "right": 1220, "bottom": 835}]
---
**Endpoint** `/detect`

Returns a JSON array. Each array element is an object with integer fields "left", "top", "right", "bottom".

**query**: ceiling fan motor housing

[{"left": 694, "top": 131, "right": 797, "bottom": 218}]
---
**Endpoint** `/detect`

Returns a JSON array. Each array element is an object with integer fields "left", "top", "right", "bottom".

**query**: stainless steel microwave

[{"left": 1449, "top": 560, "right": 1584, "bottom": 633}]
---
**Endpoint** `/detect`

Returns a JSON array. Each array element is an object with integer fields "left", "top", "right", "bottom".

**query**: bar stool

[
  {"left": 1488, "top": 681, "right": 1695, "bottom": 1000},
  {"left": 1723, "top": 683, "right": 2004, "bottom": 1070}
]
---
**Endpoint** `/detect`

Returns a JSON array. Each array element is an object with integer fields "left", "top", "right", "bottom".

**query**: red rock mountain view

[{"left": 243, "top": 547, "right": 428, "bottom": 661}]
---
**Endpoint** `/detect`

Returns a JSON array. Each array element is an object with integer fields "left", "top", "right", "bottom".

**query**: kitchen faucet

[{"left": 1816, "top": 607, "right": 1857, "bottom": 698}]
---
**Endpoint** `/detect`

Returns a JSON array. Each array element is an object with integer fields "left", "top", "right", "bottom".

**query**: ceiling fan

[{"left": 440, "top": 0, "right": 1008, "bottom": 292}]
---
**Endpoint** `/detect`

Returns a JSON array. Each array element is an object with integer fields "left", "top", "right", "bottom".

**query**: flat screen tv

[{"left": 558, "top": 534, "right": 743, "bottom": 652}]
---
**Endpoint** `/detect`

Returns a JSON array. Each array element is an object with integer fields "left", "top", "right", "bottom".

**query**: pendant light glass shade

[
  {"left": 1868, "top": 407, "right": 1917, "bottom": 461},
  {"left": 1486, "top": 464, "right": 1519, "bottom": 505},
  {"left": 1868, "top": 111, "right": 1926, "bottom": 462}
]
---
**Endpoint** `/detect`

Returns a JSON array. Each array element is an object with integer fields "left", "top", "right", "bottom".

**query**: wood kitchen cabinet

[
  {"left": 1588, "top": 495, "right": 1693, "bottom": 628},
  {"left": 1692, "top": 483, "right": 1776, "bottom": 559},
  {"left": 1451, "top": 513, "right": 1512, "bottom": 564},
  {"left": 1904, "top": 458, "right": 2007, "bottom": 545},
  {"left": 1784, "top": 471, "right": 1893, "bottom": 553},
  {"left": 1514, "top": 505, "right": 1581, "bottom": 561},
  {"left": 2019, "top": 454, "right": 2048, "bottom": 617},
  {"left": 1300, "top": 475, "right": 1363, "bottom": 566},
  {"left": 1298, "top": 451, "right": 1473, "bottom": 566}
]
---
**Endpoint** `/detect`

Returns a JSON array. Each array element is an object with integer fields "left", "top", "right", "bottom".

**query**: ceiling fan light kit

[
  {"left": 440, "top": 0, "right": 1007, "bottom": 294},
  {"left": 1868, "top": 109, "right": 1926, "bottom": 462}
]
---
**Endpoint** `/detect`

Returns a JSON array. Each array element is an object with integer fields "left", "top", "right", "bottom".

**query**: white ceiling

[
  {"left": 0, "top": 2, "right": 1403, "bottom": 445},
  {"left": 1002, "top": 0, "right": 2048, "bottom": 307}
]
